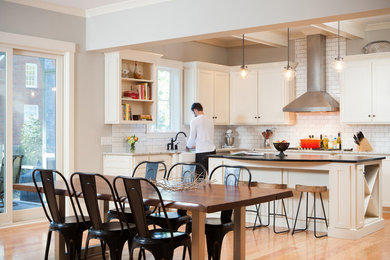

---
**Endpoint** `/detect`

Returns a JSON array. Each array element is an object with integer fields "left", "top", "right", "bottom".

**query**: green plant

[{"left": 21, "top": 118, "right": 42, "bottom": 165}]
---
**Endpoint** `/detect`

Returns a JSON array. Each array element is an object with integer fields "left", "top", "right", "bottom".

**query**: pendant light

[
  {"left": 284, "top": 28, "right": 295, "bottom": 81},
  {"left": 333, "top": 20, "right": 344, "bottom": 72},
  {"left": 240, "top": 34, "right": 248, "bottom": 79}
]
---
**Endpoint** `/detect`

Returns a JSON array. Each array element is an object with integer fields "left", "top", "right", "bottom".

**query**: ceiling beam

[
  {"left": 311, "top": 21, "right": 365, "bottom": 39},
  {"left": 233, "top": 31, "right": 287, "bottom": 47},
  {"left": 365, "top": 21, "right": 390, "bottom": 31}
]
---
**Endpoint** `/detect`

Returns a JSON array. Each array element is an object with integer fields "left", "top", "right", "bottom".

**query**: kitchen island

[{"left": 208, "top": 153, "right": 386, "bottom": 239}]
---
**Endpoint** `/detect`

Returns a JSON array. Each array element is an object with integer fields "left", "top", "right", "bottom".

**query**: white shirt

[{"left": 186, "top": 115, "right": 215, "bottom": 153}]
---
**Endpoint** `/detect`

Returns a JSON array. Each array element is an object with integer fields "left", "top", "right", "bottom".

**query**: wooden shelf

[
  {"left": 121, "top": 98, "right": 154, "bottom": 102},
  {"left": 121, "top": 77, "right": 154, "bottom": 83},
  {"left": 120, "top": 120, "right": 154, "bottom": 124}
]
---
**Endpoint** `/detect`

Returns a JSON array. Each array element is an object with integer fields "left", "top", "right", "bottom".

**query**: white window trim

[
  {"left": 147, "top": 59, "right": 183, "bottom": 135},
  {"left": 0, "top": 31, "right": 75, "bottom": 226}
]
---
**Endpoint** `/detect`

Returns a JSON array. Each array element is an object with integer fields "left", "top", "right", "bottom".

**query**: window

[
  {"left": 25, "top": 63, "right": 37, "bottom": 88},
  {"left": 149, "top": 66, "right": 181, "bottom": 132},
  {"left": 23, "top": 104, "right": 39, "bottom": 123}
]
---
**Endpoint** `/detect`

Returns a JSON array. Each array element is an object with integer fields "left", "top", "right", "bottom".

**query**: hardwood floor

[{"left": 1, "top": 214, "right": 390, "bottom": 259}]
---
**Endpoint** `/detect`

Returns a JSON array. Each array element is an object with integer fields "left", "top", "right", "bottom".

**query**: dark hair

[{"left": 191, "top": 103, "right": 203, "bottom": 112}]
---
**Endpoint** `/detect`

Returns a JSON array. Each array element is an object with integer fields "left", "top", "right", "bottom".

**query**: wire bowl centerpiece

[
  {"left": 273, "top": 141, "right": 290, "bottom": 158},
  {"left": 154, "top": 176, "right": 216, "bottom": 192}
]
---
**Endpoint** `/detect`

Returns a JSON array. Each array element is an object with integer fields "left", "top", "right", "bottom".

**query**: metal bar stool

[
  {"left": 247, "top": 182, "right": 290, "bottom": 234},
  {"left": 292, "top": 184, "right": 328, "bottom": 238}
]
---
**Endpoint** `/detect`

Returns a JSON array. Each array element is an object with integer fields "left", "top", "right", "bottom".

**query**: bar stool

[
  {"left": 292, "top": 184, "right": 328, "bottom": 238},
  {"left": 247, "top": 182, "right": 290, "bottom": 234}
]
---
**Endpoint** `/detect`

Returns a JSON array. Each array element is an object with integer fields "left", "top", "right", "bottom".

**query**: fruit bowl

[{"left": 273, "top": 142, "right": 290, "bottom": 157}]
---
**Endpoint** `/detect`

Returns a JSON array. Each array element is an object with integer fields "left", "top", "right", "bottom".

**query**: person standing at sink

[{"left": 186, "top": 103, "right": 216, "bottom": 178}]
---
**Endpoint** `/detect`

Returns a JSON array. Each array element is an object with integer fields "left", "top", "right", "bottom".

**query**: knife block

[{"left": 357, "top": 138, "right": 373, "bottom": 152}]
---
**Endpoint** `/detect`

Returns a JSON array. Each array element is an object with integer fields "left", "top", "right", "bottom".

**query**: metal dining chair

[
  {"left": 107, "top": 161, "right": 167, "bottom": 223},
  {"left": 113, "top": 176, "right": 192, "bottom": 260},
  {"left": 206, "top": 165, "right": 252, "bottom": 260},
  {"left": 32, "top": 169, "right": 90, "bottom": 260},
  {"left": 70, "top": 172, "right": 136, "bottom": 260}
]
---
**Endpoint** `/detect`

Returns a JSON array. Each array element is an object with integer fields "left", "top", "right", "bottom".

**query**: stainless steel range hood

[{"left": 283, "top": 34, "right": 339, "bottom": 112}]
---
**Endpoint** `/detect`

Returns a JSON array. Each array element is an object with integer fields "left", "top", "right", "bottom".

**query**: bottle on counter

[
  {"left": 337, "top": 132, "right": 342, "bottom": 150},
  {"left": 323, "top": 135, "right": 329, "bottom": 149},
  {"left": 333, "top": 138, "right": 337, "bottom": 149},
  {"left": 320, "top": 134, "right": 323, "bottom": 149}
]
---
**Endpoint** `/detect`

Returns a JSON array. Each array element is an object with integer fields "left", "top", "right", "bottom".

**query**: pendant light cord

[
  {"left": 242, "top": 34, "right": 245, "bottom": 67},
  {"left": 337, "top": 21, "right": 340, "bottom": 59},
  {"left": 287, "top": 28, "right": 290, "bottom": 68}
]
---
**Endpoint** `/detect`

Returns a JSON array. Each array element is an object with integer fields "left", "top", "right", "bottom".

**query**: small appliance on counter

[
  {"left": 223, "top": 129, "right": 235, "bottom": 148},
  {"left": 262, "top": 129, "right": 273, "bottom": 148}
]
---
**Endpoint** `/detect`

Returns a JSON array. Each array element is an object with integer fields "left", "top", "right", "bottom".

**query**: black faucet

[{"left": 167, "top": 131, "right": 187, "bottom": 150}]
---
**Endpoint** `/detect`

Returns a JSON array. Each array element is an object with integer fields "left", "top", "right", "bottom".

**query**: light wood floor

[{"left": 1, "top": 214, "right": 390, "bottom": 259}]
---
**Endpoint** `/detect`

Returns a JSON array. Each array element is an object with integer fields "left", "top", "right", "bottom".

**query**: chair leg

[
  {"left": 206, "top": 230, "right": 227, "bottom": 260},
  {"left": 292, "top": 192, "right": 304, "bottom": 235},
  {"left": 273, "top": 199, "right": 290, "bottom": 234},
  {"left": 84, "top": 233, "right": 91, "bottom": 260},
  {"left": 313, "top": 192, "right": 328, "bottom": 238},
  {"left": 101, "top": 240, "right": 106, "bottom": 260},
  {"left": 44, "top": 230, "right": 52, "bottom": 260}
]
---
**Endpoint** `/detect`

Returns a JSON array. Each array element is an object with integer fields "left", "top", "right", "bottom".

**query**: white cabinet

[
  {"left": 230, "top": 71, "right": 258, "bottom": 124},
  {"left": 341, "top": 53, "right": 390, "bottom": 124},
  {"left": 103, "top": 153, "right": 173, "bottom": 179},
  {"left": 184, "top": 62, "right": 230, "bottom": 125},
  {"left": 382, "top": 158, "right": 390, "bottom": 207},
  {"left": 230, "top": 62, "right": 295, "bottom": 125},
  {"left": 104, "top": 50, "right": 162, "bottom": 124}
]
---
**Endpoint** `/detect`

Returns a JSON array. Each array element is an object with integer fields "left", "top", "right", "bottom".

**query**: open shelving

[
  {"left": 363, "top": 164, "right": 380, "bottom": 223},
  {"left": 104, "top": 50, "right": 162, "bottom": 124}
]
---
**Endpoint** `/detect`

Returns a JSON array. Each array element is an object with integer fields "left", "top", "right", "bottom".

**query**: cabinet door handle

[
  {"left": 373, "top": 115, "right": 376, "bottom": 117},
  {"left": 368, "top": 115, "right": 371, "bottom": 117}
]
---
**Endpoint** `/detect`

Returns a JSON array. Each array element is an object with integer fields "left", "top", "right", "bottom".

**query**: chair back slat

[
  {"left": 165, "top": 162, "right": 207, "bottom": 181},
  {"left": 132, "top": 161, "right": 167, "bottom": 181},
  {"left": 77, "top": 174, "right": 102, "bottom": 229},
  {"left": 119, "top": 178, "right": 150, "bottom": 237},
  {"left": 32, "top": 169, "right": 79, "bottom": 224}
]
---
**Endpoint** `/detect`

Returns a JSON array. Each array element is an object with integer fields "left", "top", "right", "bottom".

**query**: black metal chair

[
  {"left": 70, "top": 172, "right": 136, "bottom": 260},
  {"left": 32, "top": 169, "right": 90, "bottom": 260},
  {"left": 107, "top": 161, "right": 167, "bottom": 223},
  {"left": 206, "top": 165, "right": 252, "bottom": 260},
  {"left": 113, "top": 176, "right": 192, "bottom": 260},
  {"left": 247, "top": 182, "right": 290, "bottom": 234}
]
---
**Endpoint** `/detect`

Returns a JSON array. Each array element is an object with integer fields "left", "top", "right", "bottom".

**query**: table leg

[
  {"left": 55, "top": 195, "right": 66, "bottom": 260},
  {"left": 233, "top": 207, "right": 245, "bottom": 260},
  {"left": 191, "top": 211, "right": 206, "bottom": 260}
]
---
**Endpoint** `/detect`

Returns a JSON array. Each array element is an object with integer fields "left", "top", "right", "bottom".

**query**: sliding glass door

[
  {"left": 0, "top": 47, "right": 62, "bottom": 223},
  {"left": 12, "top": 52, "right": 57, "bottom": 212}
]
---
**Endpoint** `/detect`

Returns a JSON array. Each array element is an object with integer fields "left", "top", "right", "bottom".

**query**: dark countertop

[{"left": 209, "top": 153, "right": 386, "bottom": 163}]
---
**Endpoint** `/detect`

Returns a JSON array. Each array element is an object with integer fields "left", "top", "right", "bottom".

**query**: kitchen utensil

[
  {"left": 353, "top": 135, "right": 360, "bottom": 145},
  {"left": 273, "top": 142, "right": 290, "bottom": 157},
  {"left": 262, "top": 129, "right": 273, "bottom": 148},
  {"left": 357, "top": 131, "right": 364, "bottom": 141}
]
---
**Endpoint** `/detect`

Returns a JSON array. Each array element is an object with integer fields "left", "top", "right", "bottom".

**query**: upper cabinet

[
  {"left": 341, "top": 53, "right": 390, "bottom": 124},
  {"left": 104, "top": 50, "right": 162, "bottom": 124},
  {"left": 230, "top": 62, "right": 296, "bottom": 125},
  {"left": 184, "top": 62, "right": 230, "bottom": 125}
]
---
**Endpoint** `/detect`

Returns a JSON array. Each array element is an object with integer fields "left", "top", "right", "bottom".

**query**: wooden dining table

[{"left": 14, "top": 176, "right": 293, "bottom": 260}]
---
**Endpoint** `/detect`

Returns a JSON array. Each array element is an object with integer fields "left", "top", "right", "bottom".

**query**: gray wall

[
  {"left": 0, "top": 0, "right": 110, "bottom": 173},
  {"left": 347, "top": 28, "right": 390, "bottom": 55},
  {"left": 134, "top": 41, "right": 229, "bottom": 65}
]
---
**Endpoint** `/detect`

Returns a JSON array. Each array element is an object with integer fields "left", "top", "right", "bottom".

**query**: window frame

[{"left": 147, "top": 59, "right": 183, "bottom": 134}]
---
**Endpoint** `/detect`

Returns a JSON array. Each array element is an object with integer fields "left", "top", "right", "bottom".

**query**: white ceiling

[{"left": 26, "top": 0, "right": 128, "bottom": 10}]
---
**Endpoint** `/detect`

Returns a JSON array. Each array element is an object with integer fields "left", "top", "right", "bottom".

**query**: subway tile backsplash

[{"left": 109, "top": 37, "right": 390, "bottom": 155}]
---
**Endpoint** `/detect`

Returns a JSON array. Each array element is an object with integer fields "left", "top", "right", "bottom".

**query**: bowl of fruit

[{"left": 273, "top": 140, "right": 290, "bottom": 157}]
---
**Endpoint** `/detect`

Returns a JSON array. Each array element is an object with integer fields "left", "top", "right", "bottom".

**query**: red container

[{"left": 300, "top": 139, "right": 321, "bottom": 149}]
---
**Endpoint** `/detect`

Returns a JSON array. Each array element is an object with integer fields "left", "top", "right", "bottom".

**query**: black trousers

[{"left": 195, "top": 150, "right": 216, "bottom": 179}]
